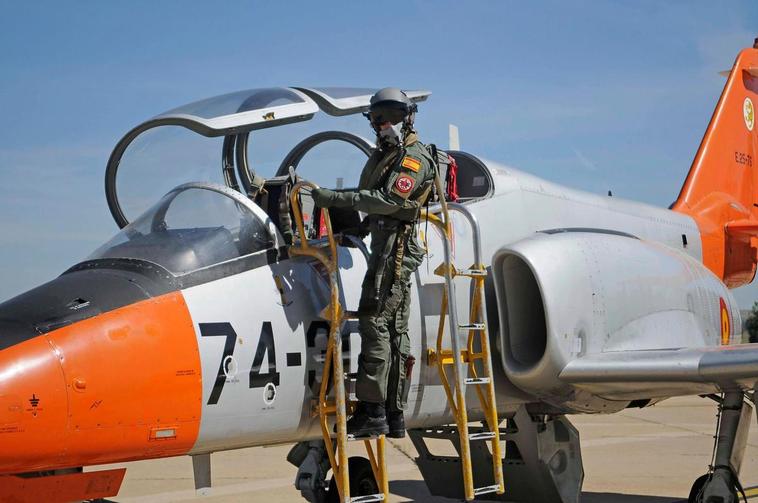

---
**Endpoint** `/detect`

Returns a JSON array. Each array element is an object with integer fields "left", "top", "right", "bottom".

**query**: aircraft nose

[
  {"left": 0, "top": 332, "right": 69, "bottom": 473},
  {"left": 0, "top": 290, "right": 202, "bottom": 475}
]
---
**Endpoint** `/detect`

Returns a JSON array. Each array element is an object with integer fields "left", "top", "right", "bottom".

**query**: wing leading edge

[{"left": 559, "top": 344, "right": 758, "bottom": 400}]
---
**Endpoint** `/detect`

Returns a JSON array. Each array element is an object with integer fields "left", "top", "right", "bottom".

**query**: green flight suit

[{"left": 312, "top": 133, "right": 435, "bottom": 411}]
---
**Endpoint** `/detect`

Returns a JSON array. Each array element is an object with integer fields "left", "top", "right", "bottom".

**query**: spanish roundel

[{"left": 719, "top": 297, "right": 730, "bottom": 345}]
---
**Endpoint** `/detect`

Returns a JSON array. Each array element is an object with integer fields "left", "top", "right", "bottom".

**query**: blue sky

[{"left": 1, "top": 1, "right": 757, "bottom": 305}]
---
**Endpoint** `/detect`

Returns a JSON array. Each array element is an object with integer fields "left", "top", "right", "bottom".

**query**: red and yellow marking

[
  {"left": 719, "top": 297, "right": 730, "bottom": 345},
  {"left": 401, "top": 156, "right": 421, "bottom": 172}
]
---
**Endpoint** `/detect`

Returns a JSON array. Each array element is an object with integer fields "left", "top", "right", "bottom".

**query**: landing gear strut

[
  {"left": 289, "top": 440, "right": 331, "bottom": 503},
  {"left": 689, "top": 391, "right": 753, "bottom": 503}
]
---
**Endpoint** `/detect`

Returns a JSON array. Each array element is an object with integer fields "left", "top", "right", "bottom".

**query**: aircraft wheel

[
  {"left": 326, "top": 456, "right": 379, "bottom": 502},
  {"left": 688, "top": 474, "right": 709, "bottom": 502},
  {"left": 688, "top": 473, "right": 739, "bottom": 503}
]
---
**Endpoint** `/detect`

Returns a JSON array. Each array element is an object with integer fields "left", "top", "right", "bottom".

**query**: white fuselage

[{"left": 181, "top": 161, "right": 733, "bottom": 454}]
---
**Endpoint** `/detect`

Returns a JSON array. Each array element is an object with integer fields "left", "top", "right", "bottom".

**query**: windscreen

[
  {"left": 90, "top": 185, "right": 272, "bottom": 275},
  {"left": 116, "top": 126, "right": 224, "bottom": 223}
]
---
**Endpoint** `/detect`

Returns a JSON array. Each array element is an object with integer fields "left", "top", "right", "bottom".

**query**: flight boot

[
  {"left": 386, "top": 409, "right": 405, "bottom": 439},
  {"left": 345, "top": 401, "right": 389, "bottom": 438}
]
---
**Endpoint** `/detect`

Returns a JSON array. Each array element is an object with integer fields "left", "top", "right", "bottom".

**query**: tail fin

[{"left": 672, "top": 40, "right": 758, "bottom": 287}]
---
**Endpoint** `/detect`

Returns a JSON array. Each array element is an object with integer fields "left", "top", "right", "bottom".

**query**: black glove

[{"left": 343, "top": 218, "right": 369, "bottom": 239}]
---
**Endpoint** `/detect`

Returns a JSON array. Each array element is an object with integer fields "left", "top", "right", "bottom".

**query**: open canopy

[
  {"left": 106, "top": 87, "right": 430, "bottom": 227},
  {"left": 144, "top": 86, "right": 430, "bottom": 137}
]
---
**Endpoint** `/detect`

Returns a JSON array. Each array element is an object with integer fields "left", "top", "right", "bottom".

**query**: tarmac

[{"left": 97, "top": 396, "right": 758, "bottom": 502}]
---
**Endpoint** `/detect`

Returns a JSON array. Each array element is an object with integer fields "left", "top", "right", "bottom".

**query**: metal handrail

[{"left": 420, "top": 194, "right": 504, "bottom": 501}]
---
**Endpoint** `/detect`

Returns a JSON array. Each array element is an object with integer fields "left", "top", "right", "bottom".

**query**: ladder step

[
  {"left": 458, "top": 268, "right": 487, "bottom": 277},
  {"left": 469, "top": 431, "right": 497, "bottom": 441},
  {"left": 350, "top": 494, "right": 385, "bottom": 503},
  {"left": 346, "top": 433, "right": 385, "bottom": 441},
  {"left": 458, "top": 323, "right": 486, "bottom": 331},
  {"left": 474, "top": 485, "right": 501, "bottom": 496},
  {"left": 465, "top": 377, "right": 491, "bottom": 385}
]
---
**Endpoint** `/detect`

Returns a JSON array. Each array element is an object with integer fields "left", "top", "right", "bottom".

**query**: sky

[{"left": 1, "top": 1, "right": 757, "bottom": 305}]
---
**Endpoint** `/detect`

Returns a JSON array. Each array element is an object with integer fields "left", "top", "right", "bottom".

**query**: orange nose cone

[
  {"left": 0, "top": 335, "right": 68, "bottom": 473},
  {"left": 0, "top": 292, "right": 202, "bottom": 474}
]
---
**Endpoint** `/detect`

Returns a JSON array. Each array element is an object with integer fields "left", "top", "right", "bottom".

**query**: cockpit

[{"left": 96, "top": 87, "right": 494, "bottom": 280}]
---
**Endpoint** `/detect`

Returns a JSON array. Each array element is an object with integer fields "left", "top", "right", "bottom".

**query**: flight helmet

[{"left": 366, "top": 87, "right": 417, "bottom": 146}]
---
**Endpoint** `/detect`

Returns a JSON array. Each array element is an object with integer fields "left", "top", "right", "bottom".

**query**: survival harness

[{"left": 362, "top": 144, "right": 458, "bottom": 314}]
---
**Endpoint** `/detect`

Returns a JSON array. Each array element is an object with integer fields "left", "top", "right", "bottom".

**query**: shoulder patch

[
  {"left": 401, "top": 156, "right": 421, "bottom": 172},
  {"left": 392, "top": 175, "right": 416, "bottom": 198}
]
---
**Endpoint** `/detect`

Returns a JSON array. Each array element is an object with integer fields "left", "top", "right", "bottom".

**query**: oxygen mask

[
  {"left": 367, "top": 104, "right": 408, "bottom": 148},
  {"left": 378, "top": 122, "right": 404, "bottom": 147}
]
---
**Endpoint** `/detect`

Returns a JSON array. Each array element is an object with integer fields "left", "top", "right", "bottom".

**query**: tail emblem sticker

[{"left": 744, "top": 97, "right": 754, "bottom": 132}]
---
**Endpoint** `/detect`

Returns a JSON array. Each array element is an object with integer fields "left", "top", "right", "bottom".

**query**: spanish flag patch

[{"left": 401, "top": 156, "right": 421, "bottom": 172}]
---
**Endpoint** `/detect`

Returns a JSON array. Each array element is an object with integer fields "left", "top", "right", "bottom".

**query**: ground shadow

[
  {"left": 390, "top": 480, "right": 686, "bottom": 503},
  {"left": 582, "top": 493, "right": 684, "bottom": 503}
]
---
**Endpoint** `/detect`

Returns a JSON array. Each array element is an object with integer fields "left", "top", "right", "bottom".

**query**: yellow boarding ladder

[
  {"left": 422, "top": 193, "right": 505, "bottom": 501},
  {"left": 290, "top": 181, "right": 388, "bottom": 503}
]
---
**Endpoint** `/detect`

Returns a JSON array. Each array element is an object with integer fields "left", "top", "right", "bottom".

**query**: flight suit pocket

[
  {"left": 394, "top": 332, "right": 413, "bottom": 410},
  {"left": 380, "top": 281, "right": 405, "bottom": 316}
]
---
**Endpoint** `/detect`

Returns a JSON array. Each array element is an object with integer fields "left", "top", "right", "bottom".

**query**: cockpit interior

[{"left": 96, "top": 87, "right": 495, "bottom": 279}]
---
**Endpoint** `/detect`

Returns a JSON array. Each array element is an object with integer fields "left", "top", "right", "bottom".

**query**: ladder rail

[
  {"left": 434, "top": 288, "right": 459, "bottom": 416},
  {"left": 446, "top": 202, "right": 505, "bottom": 496},
  {"left": 290, "top": 181, "right": 387, "bottom": 503},
  {"left": 422, "top": 209, "right": 475, "bottom": 500},
  {"left": 422, "top": 200, "right": 505, "bottom": 500}
]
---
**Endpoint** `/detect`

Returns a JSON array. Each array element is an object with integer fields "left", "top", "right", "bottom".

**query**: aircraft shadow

[{"left": 390, "top": 480, "right": 685, "bottom": 502}]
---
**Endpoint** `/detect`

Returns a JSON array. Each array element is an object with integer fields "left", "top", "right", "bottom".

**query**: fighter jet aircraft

[{"left": 2, "top": 40, "right": 758, "bottom": 503}]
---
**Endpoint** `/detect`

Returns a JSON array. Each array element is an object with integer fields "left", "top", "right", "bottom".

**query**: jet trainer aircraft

[{"left": 2, "top": 41, "right": 758, "bottom": 503}]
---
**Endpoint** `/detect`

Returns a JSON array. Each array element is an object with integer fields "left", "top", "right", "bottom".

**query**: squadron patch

[
  {"left": 393, "top": 175, "right": 415, "bottom": 196},
  {"left": 401, "top": 156, "right": 421, "bottom": 172}
]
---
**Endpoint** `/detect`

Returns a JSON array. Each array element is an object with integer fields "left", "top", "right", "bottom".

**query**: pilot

[{"left": 311, "top": 88, "right": 435, "bottom": 438}]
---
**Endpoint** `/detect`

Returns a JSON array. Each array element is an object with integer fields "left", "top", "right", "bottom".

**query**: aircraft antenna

[{"left": 449, "top": 124, "right": 460, "bottom": 150}]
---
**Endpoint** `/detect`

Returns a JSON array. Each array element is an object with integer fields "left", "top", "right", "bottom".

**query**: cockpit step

[
  {"left": 350, "top": 494, "right": 385, "bottom": 502},
  {"left": 346, "top": 433, "right": 386, "bottom": 441},
  {"left": 457, "top": 268, "right": 488, "bottom": 277},
  {"left": 474, "top": 484, "right": 502, "bottom": 496},
  {"left": 464, "top": 377, "right": 491, "bottom": 385},
  {"left": 468, "top": 431, "right": 497, "bottom": 441},
  {"left": 458, "top": 323, "right": 486, "bottom": 331}
]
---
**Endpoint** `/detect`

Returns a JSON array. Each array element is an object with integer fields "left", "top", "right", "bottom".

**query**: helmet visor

[{"left": 368, "top": 104, "right": 407, "bottom": 126}]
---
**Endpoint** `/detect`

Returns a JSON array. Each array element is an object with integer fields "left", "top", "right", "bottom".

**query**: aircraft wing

[{"left": 559, "top": 344, "right": 758, "bottom": 400}]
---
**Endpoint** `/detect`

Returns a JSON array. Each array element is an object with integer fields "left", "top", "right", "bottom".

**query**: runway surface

[{"left": 95, "top": 396, "right": 758, "bottom": 502}]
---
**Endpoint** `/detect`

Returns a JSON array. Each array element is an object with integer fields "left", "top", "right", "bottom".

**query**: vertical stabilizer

[{"left": 673, "top": 41, "right": 758, "bottom": 287}]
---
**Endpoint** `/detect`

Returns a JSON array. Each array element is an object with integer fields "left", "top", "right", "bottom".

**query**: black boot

[
  {"left": 386, "top": 409, "right": 405, "bottom": 439},
  {"left": 345, "top": 402, "right": 389, "bottom": 438}
]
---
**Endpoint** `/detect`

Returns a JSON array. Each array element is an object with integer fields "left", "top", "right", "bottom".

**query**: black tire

[
  {"left": 688, "top": 474, "right": 709, "bottom": 503},
  {"left": 688, "top": 473, "right": 739, "bottom": 503},
  {"left": 326, "top": 456, "right": 379, "bottom": 502}
]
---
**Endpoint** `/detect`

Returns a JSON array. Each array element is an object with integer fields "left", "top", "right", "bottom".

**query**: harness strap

[{"left": 247, "top": 173, "right": 268, "bottom": 199}]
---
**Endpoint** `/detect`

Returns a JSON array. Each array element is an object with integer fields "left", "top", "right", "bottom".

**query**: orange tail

[{"left": 673, "top": 40, "right": 758, "bottom": 288}]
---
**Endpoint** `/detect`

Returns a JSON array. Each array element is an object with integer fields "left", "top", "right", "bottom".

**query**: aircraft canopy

[
  {"left": 147, "top": 86, "right": 430, "bottom": 137},
  {"left": 90, "top": 182, "right": 281, "bottom": 277},
  {"left": 106, "top": 86, "right": 430, "bottom": 227}
]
